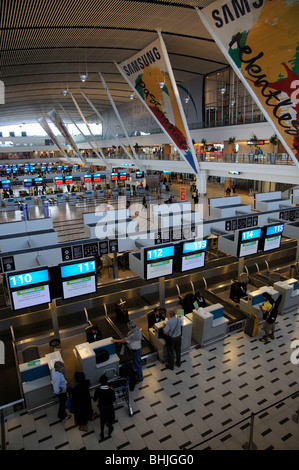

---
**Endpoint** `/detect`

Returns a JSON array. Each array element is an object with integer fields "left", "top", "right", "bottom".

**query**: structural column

[{"left": 196, "top": 170, "right": 207, "bottom": 196}]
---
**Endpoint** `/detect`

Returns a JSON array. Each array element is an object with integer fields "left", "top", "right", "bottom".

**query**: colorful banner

[
  {"left": 116, "top": 35, "right": 200, "bottom": 175},
  {"left": 37, "top": 115, "right": 70, "bottom": 160},
  {"left": 197, "top": 0, "right": 299, "bottom": 166},
  {"left": 47, "top": 108, "right": 86, "bottom": 165}
]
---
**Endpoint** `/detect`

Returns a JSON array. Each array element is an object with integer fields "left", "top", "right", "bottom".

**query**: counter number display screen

[
  {"left": 55, "top": 177, "right": 63, "bottom": 185},
  {"left": 8, "top": 269, "right": 49, "bottom": 289},
  {"left": 146, "top": 245, "right": 174, "bottom": 261},
  {"left": 7, "top": 267, "right": 51, "bottom": 311},
  {"left": 111, "top": 172, "right": 118, "bottom": 181},
  {"left": 261, "top": 224, "right": 284, "bottom": 252},
  {"left": 182, "top": 240, "right": 207, "bottom": 254},
  {"left": 93, "top": 174, "right": 101, "bottom": 182},
  {"left": 60, "top": 259, "right": 96, "bottom": 279},
  {"left": 241, "top": 228, "right": 261, "bottom": 241},
  {"left": 266, "top": 224, "right": 284, "bottom": 236},
  {"left": 84, "top": 175, "right": 92, "bottom": 183}
]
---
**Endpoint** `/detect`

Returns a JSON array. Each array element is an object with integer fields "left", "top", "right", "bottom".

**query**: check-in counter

[
  {"left": 239, "top": 286, "right": 279, "bottom": 320},
  {"left": 19, "top": 351, "right": 62, "bottom": 410},
  {"left": 187, "top": 303, "right": 228, "bottom": 347},
  {"left": 148, "top": 316, "right": 192, "bottom": 362},
  {"left": 273, "top": 278, "right": 299, "bottom": 314},
  {"left": 73, "top": 337, "right": 119, "bottom": 386},
  {"left": 56, "top": 193, "right": 66, "bottom": 203},
  {"left": 67, "top": 192, "right": 77, "bottom": 204}
]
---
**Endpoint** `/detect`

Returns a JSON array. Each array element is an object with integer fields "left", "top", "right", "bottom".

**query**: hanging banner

[
  {"left": 197, "top": 0, "right": 299, "bottom": 167},
  {"left": 47, "top": 108, "right": 86, "bottom": 165},
  {"left": 116, "top": 35, "right": 200, "bottom": 175},
  {"left": 37, "top": 115, "right": 71, "bottom": 161}
]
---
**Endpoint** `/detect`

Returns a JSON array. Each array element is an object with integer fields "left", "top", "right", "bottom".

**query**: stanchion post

[
  {"left": 242, "top": 413, "right": 257, "bottom": 450},
  {"left": 292, "top": 400, "right": 299, "bottom": 424}
]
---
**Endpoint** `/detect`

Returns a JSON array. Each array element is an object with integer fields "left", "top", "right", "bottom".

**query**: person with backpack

[{"left": 259, "top": 292, "right": 278, "bottom": 342}]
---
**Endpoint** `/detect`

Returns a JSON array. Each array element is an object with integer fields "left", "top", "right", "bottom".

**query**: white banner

[
  {"left": 197, "top": 0, "right": 299, "bottom": 167},
  {"left": 117, "top": 34, "right": 200, "bottom": 175}
]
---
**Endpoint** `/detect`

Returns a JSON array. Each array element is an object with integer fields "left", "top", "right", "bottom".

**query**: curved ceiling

[{"left": 0, "top": 0, "right": 227, "bottom": 127}]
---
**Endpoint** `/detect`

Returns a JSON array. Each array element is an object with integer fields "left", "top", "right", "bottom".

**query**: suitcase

[{"left": 244, "top": 313, "right": 259, "bottom": 337}]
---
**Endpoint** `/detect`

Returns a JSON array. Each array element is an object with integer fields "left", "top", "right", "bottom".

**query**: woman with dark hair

[
  {"left": 71, "top": 371, "right": 94, "bottom": 432},
  {"left": 259, "top": 292, "right": 275, "bottom": 343}
]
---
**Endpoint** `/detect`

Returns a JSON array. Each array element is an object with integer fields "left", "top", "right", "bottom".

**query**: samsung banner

[
  {"left": 197, "top": 0, "right": 299, "bottom": 167},
  {"left": 116, "top": 34, "right": 200, "bottom": 176}
]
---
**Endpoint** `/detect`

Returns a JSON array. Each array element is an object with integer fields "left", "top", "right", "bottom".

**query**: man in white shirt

[{"left": 51, "top": 361, "right": 70, "bottom": 421}]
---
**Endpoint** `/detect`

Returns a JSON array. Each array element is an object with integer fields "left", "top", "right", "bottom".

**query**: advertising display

[
  {"left": 7, "top": 267, "right": 51, "bottom": 311},
  {"left": 59, "top": 258, "right": 97, "bottom": 300},
  {"left": 197, "top": 0, "right": 299, "bottom": 167}
]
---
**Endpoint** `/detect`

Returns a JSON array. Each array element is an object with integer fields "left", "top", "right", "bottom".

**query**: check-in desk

[
  {"left": 239, "top": 286, "right": 279, "bottom": 320},
  {"left": 148, "top": 317, "right": 192, "bottom": 362},
  {"left": 19, "top": 351, "right": 62, "bottom": 411},
  {"left": 187, "top": 304, "right": 229, "bottom": 347},
  {"left": 73, "top": 337, "right": 119, "bottom": 386},
  {"left": 273, "top": 278, "right": 299, "bottom": 314}
]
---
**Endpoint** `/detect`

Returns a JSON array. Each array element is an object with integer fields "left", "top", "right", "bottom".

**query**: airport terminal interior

[{"left": 0, "top": 0, "right": 299, "bottom": 452}]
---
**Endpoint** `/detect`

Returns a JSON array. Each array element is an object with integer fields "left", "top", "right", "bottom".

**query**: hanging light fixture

[
  {"left": 61, "top": 89, "right": 68, "bottom": 96},
  {"left": 184, "top": 96, "right": 190, "bottom": 104},
  {"left": 220, "top": 87, "right": 226, "bottom": 95},
  {"left": 79, "top": 47, "right": 88, "bottom": 82},
  {"left": 129, "top": 93, "right": 135, "bottom": 100},
  {"left": 80, "top": 73, "right": 88, "bottom": 82},
  {"left": 158, "top": 81, "right": 165, "bottom": 89}
]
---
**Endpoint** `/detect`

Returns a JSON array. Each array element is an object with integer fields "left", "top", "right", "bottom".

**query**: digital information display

[
  {"left": 55, "top": 177, "right": 63, "bottom": 185},
  {"left": 93, "top": 174, "right": 101, "bottom": 182},
  {"left": 8, "top": 268, "right": 51, "bottom": 311},
  {"left": 146, "top": 246, "right": 175, "bottom": 261},
  {"left": 146, "top": 259, "right": 173, "bottom": 280},
  {"left": 239, "top": 240, "right": 259, "bottom": 257},
  {"left": 182, "top": 252, "right": 205, "bottom": 272},
  {"left": 1, "top": 180, "right": 11, "bottom": 189},
  {"left": 182, "top": 240, "right": 207, "bottom": 254},
  {"left": 11, "top": 285, "right": 51, "bottom": 310},
  {"left": 111, "top": 172, "right": 118, "bottom": 181},
  {"left": 241, "top": 228, "right": 261, "bottom": 242},
  {"left": 84, "top": 175, "right": 92, "bottom": 183},
  {"left": 8, "top": 269, "right": 49, "bottom": 289},
  {"left": 262, "top": 224, "right": 284, "bottom": 252},
  {"left": 60, "top": 260, "right": 96, "bottom": 279},
  {"left": 263, "top": 235, "right": 282, "bottom": 252},
  {"left": 62, "top": 276, "right": 96, "bottom": 300},
  {"left": 136, "top": 171, "right": 144, "bottom": 179}
]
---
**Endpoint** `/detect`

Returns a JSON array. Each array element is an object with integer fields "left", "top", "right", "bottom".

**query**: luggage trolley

[{"left": 105, "top": 368, "right": 134, "bottom": 417}]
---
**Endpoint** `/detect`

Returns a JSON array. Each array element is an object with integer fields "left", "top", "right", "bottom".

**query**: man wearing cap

[
  {"left": 111, "top": 321, "right": 143, "bottom": 383},
  {"left": 163, "top": 310, "right": 182, "bottom": 370}
]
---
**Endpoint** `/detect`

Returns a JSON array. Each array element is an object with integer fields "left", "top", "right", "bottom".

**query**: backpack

[{"left": 266, "top": 295, "right": 282, "bottom": 324}]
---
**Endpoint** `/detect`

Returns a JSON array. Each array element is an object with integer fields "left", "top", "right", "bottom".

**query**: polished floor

[{"left": 1, "top": 180, "right": 299, "bottom": 451}]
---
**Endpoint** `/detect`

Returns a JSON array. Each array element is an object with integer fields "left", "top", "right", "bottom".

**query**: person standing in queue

[
  {"left": 51, "top": 361, "right": 71, "bottom": 422},
  {"left": 111, "top": 321, "right": 143, "bottom": 383},
  {"left": 93, "top": 374, "right": 115, "bottom": 439},
  {"left": 163, "top": 310, "right": 183, "bottom": 370}
]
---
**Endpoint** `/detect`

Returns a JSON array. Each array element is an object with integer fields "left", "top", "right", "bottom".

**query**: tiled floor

[
  {"left": 3, "top": 307, "right": 299, "bottom": 450},
  {"left": 1, "top": 181, "right": 299, "bottom": 451}
]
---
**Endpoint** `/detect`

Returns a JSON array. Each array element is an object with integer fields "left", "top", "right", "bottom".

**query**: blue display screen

[
  {"left": 146, "top": 246, "right": 175, "bottom": 261},
  {"left": 241, "top": 228, "right": 261, "bottom": 241},
  {"left": 266, "top": 224, "right": 284, "bottom": 236},
  {"left": 60, "top": 260, "right": 96, "bottom": 278},
  {"left": 8, "top": 269, "right": 49, "bottom": 289},
  {"left": 182, "top": 240, "right": 207, "bottom": 254}
]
